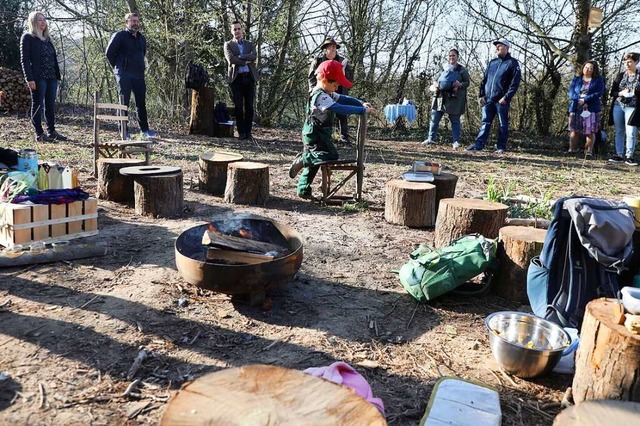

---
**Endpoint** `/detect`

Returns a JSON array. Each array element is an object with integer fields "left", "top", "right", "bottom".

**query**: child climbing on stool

[{"left": 289, "top": 60, "right": 375, "bottom": 200}]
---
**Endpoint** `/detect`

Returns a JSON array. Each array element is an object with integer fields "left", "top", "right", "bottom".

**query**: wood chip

[
  {"left": 358, "top": 359, "right": 379, "bottom": 369},
  {"left": 126, "top": 400, "right": 151, "bottom": 419}
]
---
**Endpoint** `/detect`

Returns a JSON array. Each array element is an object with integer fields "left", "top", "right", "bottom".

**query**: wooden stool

[
  {"left": 120, "top": 166, "right": 184, "bottom": 218},
  {"left": 96, "top": 158, "right": 146, "bottom": 203},
  {"left": 224, "top": 161, "right": 269, "bottom": 205},
  {"left": 432, "top": 172, "right": 458, "bottom": 218},
  {"left": 554, "top": 400, "right": 640, "bottom": 425},
  {"left": 573, "top": 298, "right": 640, "bottom": 403},
  {"left": 198, "top": 152, "right": 243, "bottom": 196},
  {"left": 160, "top": 365, "right": 386, "bottom": 425},
  {"left": 384, "top": 179, "right": 436, "bottom": 228},
  {"left": 434, "top": 198, "right": 508, "bottom": 248},
  {"left": 189, "top": 87, "right": 215, "bottom": 136},
  {"left": 493, "top": 226, "right": 547, "bottom": 303}
]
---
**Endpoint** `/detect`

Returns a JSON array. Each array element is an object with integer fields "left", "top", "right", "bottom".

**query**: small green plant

[
  {"left": 342, "top": 200, "right": 369, "bottom": 213},
  {"left": 486, "top": 178, "right": 553, "bottom": 219}
]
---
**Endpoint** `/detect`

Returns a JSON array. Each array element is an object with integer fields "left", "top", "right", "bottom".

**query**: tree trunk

[
  {"left": 384, "top": 179, "right": 436, "bottom": 228},
  {"left": 96, "top": 158, "right": 146, "bottom": 203},
  {"left": 432, "top": 172, "right": 459, "bottom": 218},
  {"left": 434, "top": 198, "right": 508, "bottom": 248},
  {"left": 224, "top": 161, "right": 269, "bottom": 205},
  {"left": 133, "top": 172, "right": 184, "bottom": 217},
  {"left": 573, "top": 298, "right": 640, "bottom": 403},
  {"left": 198, "top": 152, "right": 243, "bottom": 196},
  {"left": 189, "top": 87, "right": 215, "bottom": 136},
  {"left": 572, "top": 0, "right": 592, "bottom": 66},
  {"left": 554, "top": 400, "right": 640, "bottom": 425}
]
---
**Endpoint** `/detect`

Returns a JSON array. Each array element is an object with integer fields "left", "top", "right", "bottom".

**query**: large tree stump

[
  {"left": 493, "top": 226, "right": 547, "bottom": 303},
  {"left": 434, "top": 198, "right": 508, "bottom": 248},
  {"left": 189, "top": 87, "right": 215, "bottom": 136},
  {"left": 432, "top": 172, "right": 458, "bottom": 218},
  {"left": 160, "top": 365, "right": 386, "bottom": 425},
  {"left": 384, "top": 180, "right": 436, "bottom": 228},
  {"left": 573, "top": 298, "right": 640, "bottom": 403},
  {"left": 133, "top": 171, "right": 184, "bottom": 217},
  {"left": 96, "top": 158, "right": 146, "bottom": 203},
  {"left": 198, "top": 152, "right": 243, "bottom": 196},
  {"left": 553, "top": 400, "right": 640, "bottom": 425},
  {"left": 224, "top": 161, "right": 269, "bottom": 205}
]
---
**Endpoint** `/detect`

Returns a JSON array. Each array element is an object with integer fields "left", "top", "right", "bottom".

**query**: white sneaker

[
  {"left": 452, "top": 141, "right": 460, "bottom": 149},
  {"left": 421, "top": 139, "right": 436, "bottom": 145}
]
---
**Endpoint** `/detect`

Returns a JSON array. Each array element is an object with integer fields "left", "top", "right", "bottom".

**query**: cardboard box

[{"left": 0, "top": 198, "right": 98, "bottom": 247}]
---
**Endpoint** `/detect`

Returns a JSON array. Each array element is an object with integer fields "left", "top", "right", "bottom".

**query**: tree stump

[
  {"left": 96, "top": 158, "right": 146, "bottom": 203},
  {"left": 432, "top": 172, "right": 458, "bottom": 218},
  {"left": 224, "top": 161, "right": 269, "bottom": 205},
  {"left": 493, "top": 226, "right": 547, "bottom": 303},
  {"left": 198, "top": 152, "right": 244, "bottom": 196},
  {"left": 384, "top": 179, "right": 436, "bottom": 228},
  {"left": 572, "top": 298, "right": 640, "bottom": 403},
  {"left": 189, "top": 87, "right": 215, "bottom": 136},
  {"left": 553, "top": 400, "right": 640, "bottom": 425},
  {"left": 160, "top": 365, "right": 385, "bottom": 425},
  {"left": 434, "top": 198, "right": 508, "bottom": 248},
  {"left": 133, "top": 171, "right": 184, "bottom": 217}
]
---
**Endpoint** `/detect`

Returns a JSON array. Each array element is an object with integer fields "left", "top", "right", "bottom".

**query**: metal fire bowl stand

[{"left": 175, "top": 218, "right": 304, "bottom": 305}]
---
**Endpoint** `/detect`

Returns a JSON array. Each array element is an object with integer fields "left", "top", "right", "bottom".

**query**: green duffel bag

[{"left": 398, "top": 234, "right": 497, "bottom": 302}]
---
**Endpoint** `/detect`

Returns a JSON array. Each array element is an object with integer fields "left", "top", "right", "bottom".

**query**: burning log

[
  {"left": 202, "top": 228, "right": 288, "bottom": 256},
  {"left": 206, "top": 248, "right": 274, "bottom": 265}
]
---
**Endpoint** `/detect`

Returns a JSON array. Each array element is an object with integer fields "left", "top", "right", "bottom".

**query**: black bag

[
  {"left": 214, "top": 102, "right": 231, "bottom": 123},
  {"left": 185, "top": 61, "right": 209, "bottom": 90}
]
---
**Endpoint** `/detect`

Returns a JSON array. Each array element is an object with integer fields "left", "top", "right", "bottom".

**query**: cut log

[
  {"left": 493, "top": 226, "right": 547, "bottom": 303},
  {"left": 160, "top": 365, "right": 386, "bottom": 426},
  {"left": 224, "top": 161, "right": 269, "bottom": 205},
  {"left": 504, "top": 218, "right": 551, "bottom": 229},
  {"left": 572, "top": 298, "right": 640, "bottom": 403},
  {"left": 133, "top": 171, "right": 184, "bottom": 218},
  {"left": 202, "top": 229, "right": 287, "bottom": 254},
  {"left": 0, "top": 242, "right": 108, "bottom": 268},
  {"left": 206, "top": 248, "right": 274, "bottom": 265},
  {"left": 96, "top": 158, "right": 146, "bottom": 203},
  {"left": 198, "top": 152, "right": 243, "bottom": 196},
  {"left": 554, "top": 400, "right": 640, "bottom": 425},
  {"left": 434, "top": 198, "right": 508, "bottom": 248},
  {"left": 189, "top": 87, "right": 215, "bottom": 136},
  {"left": 384, "top": 179, "right": 436, "bottom": 228},
  {"left": 431, "top": 172, "right": 459, "bottom": 218}
]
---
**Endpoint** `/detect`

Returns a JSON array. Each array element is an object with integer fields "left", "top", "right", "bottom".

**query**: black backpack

[
  {"left": 527, "top": 196, "right": 635, "bottom": 328},
  {"left": 214, "top": 102, "right": 231, "bottom": 123},
  {"left": 185, "top": 61, "right": 209, "bottom": 90}
]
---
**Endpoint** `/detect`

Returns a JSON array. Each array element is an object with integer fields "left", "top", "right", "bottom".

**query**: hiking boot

[
  {"left": 585, "top": 152, "right": 594, "bottom": 160},
  {"left": 47, "top": 131, "right": 68, "bottom": 141},
  {"left": 35, "top": 133, "right": 52, "bottom": 142},
  {"left": 421, "top": 139, "right": 436, "bottom": 146},
  {"left": 140, "top": 130, "right": 158, "bottom": 138},
  {"left": 339, "top": 135, "right": 352, "bottom": 144},
  {"left": 297, "top": 192, "right": 319, "bottom": 202},
  {"left": 625, "top": 157, "right": 638, "bottom": 166},
  {"left": 465, "top": 145, "right": 483, "bottom": 152},
  {"left": 608, "top": 154, "right": 624, "bottom": 163},
  {"left": 288, "top": 153, "right": 303, "bottom": 178}
]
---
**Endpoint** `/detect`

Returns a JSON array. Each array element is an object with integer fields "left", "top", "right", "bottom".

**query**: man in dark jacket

[
  {"left": 308, "top": 37, "right": 354, "bottom": 144},
  {"left": 105, "top": 12, "right": 156, "bottom": 138},
  {"left": 467, "top": 38, "right": 521, "bottom": 153}
]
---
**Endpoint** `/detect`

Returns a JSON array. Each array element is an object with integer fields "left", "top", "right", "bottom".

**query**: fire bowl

[{"left": 175, "top": 217, "right": 303, "bottom": 304}]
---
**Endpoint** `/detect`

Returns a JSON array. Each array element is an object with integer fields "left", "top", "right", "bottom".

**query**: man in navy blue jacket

[
  {"left": 467, "top": 39, "right": 521, "bottom": 153},
  {"left": 105, "top": 12, "right": 156, "bottom": 138}
]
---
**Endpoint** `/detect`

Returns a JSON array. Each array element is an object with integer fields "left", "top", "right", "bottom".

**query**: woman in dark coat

[
  {"left": 608, "top": 52, "right": 640, "bottom": 166},
  {"left": 20, "top": 11, "right": 67, "bottom": 142},
  {"left": 566, "top": 60, "right": 604, "bottom": 158}
]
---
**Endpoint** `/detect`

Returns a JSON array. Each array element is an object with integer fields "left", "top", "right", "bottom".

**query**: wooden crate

[{"left": 0, "top": 198, "right": 98, "bottom": 247}]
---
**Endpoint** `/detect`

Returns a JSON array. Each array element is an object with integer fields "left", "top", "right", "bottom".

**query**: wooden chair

[
  {"left": 318, "top": 113, "right": 367, "bottom": 205},
  {"left": 92, "top": 91, "right": 153, "bottom": 177}
]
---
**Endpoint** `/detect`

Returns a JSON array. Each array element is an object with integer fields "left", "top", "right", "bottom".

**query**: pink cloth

[{"left": 303, "top": 361, "right": 385, "bottom": 415}]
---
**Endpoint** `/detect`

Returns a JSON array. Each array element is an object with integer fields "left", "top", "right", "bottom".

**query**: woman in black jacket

[{"left": 20, "top": 11, "right": 67, "bottom": 142}]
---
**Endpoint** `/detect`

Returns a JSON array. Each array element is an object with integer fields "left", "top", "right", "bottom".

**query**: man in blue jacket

[
  {"left": 467, "top": 39, "right": 521, "bottom": 153},
  {"left": 105, "top": 12, "right": 156, "bottom": 138}
]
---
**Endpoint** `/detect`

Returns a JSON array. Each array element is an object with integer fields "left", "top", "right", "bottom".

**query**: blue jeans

[
  {"left": 115, "top": 74, "right": 149, "bottom": 132},
  {"left": 428, "top": 110, "right": 461, "bottom": 142},
  {"left": 612, "top": 102, "right": 637, "bottom": 158},
  {"left": 29, "top": 78, "right": 57, "bottom": 135},
  {"left": 474, "top": 101, "right": 510, "bottom": 150}
]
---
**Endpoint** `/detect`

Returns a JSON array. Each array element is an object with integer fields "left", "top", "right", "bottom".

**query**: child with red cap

[{"left": 289, "top": 60, "right": 375, "bottom": 200}]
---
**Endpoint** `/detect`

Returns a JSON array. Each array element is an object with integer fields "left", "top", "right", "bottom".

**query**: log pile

[{"left": 0, "top": 67, "right": 30, "bottom": 112}]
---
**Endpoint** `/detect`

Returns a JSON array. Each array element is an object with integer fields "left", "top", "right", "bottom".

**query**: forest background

[{"left": 1, "top": 0, "right": 639, "bottom": 139}]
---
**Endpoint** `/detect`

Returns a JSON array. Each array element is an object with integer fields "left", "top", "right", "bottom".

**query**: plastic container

[
  {"left": 17, "top": 149, "right": 38, "bottom": 175},
  {"left": 621, "top": 286, "right": 640, "bottom": 314}
]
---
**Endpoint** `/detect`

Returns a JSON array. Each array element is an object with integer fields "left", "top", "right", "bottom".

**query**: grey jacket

[{"left": 223, "top": 38, "right": 258, "bottom": 83}]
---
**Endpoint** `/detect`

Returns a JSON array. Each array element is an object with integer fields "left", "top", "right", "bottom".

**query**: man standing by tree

[
  {"left": 106, "top": 12, "right": 156, "bottom": 138},
  {"left": 467, "top": 38, "right": 521, "bottom": 153},
  {"left": 308, "top": 37, "right": 354, "bottom": 144},
  {"left": 224, "top": 21, "right": 258, "bottom": 140}
]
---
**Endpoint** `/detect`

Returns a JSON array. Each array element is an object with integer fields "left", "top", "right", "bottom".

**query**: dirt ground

[{"left": 1, "top": 109, "right": 638, "bottom": 425}]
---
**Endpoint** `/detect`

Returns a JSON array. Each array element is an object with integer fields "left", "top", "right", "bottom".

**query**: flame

[
  {"left": 208, "top": 224, "right": 218, "bottom": 232},
  {"left": 238, "top": 229, "right": 253, "bottom": 239}
]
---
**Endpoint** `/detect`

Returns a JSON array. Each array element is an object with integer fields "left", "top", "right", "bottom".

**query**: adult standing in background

[
  {"left": 566, "top": 61, "right": 605, "bottom": 159},
  {"left": 106, "top": 12, "right": 157, "bottom": 138},
  {"left": 422, "top": 48, "right": 469, "bottom": 149},
  {"left": 466, "top": 38, "right": 521, "bottom": 153},
  {"left": 20, "top": 11, "right": 67, "bottom": 142},
  {"left": 608, "top": 52, "right": 640, "bottom": 166},
  {"left": 308, "top": 37, "right": 354, "bottom": 144},
  {"left": 224, "top": 21, "right": 258, "bottom": 141}
]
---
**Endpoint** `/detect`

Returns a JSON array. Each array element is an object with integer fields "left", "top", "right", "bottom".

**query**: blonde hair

[{"left": 28, "top": 11, "right": 50, "bottom": 41}]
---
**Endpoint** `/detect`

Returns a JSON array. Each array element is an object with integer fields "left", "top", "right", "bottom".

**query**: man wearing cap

[
  {"left": 467, "top": 38, "right": 521, "bottom": 153},
  {"left": 308, "top": 37, "right": 354, "bottom": 144},
  {"left": 224, "top": 21, "right": 258, "bottom": 140},
  {"left": 290, "top": 60, "right": 375, "bottom": 200}
]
